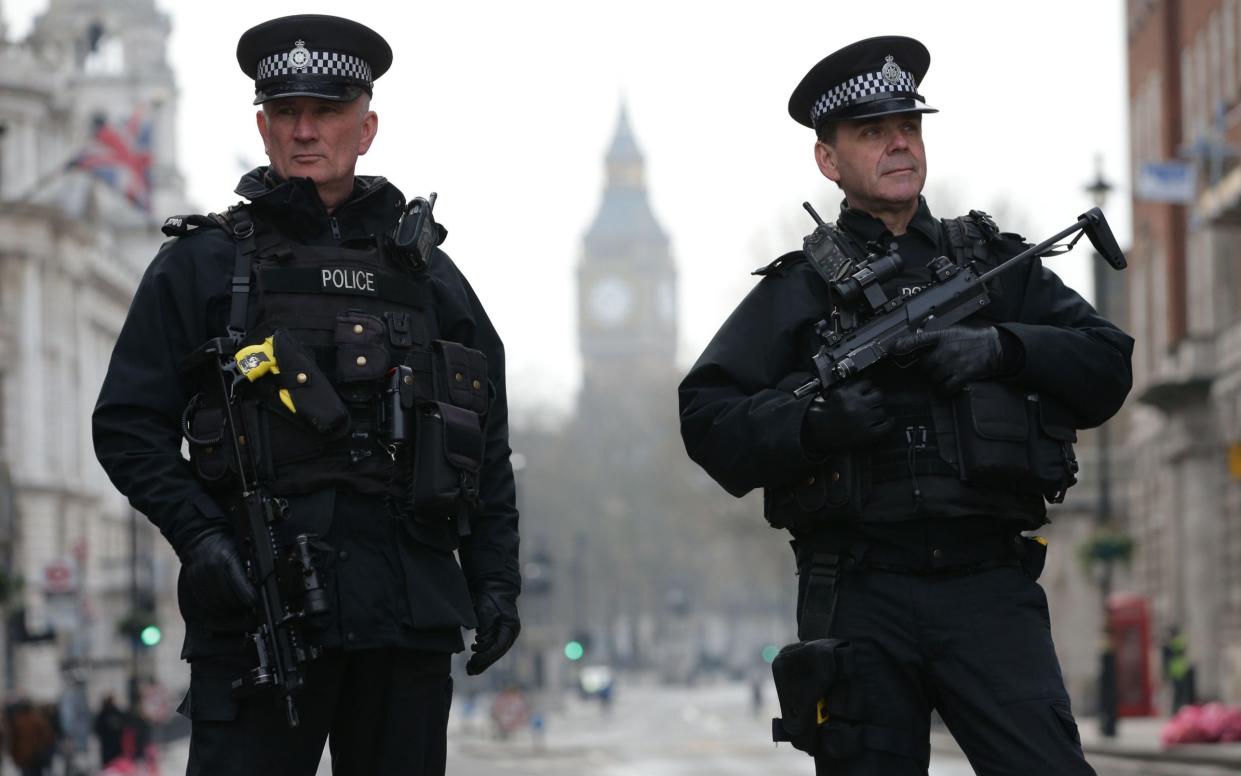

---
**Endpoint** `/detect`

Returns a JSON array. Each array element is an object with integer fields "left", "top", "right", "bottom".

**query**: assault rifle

[
  {"left": 791, "top": 205, "right": 1127, "bottom": 399},
  {"left": 196, "top": 336, "right": 331, "bottom": 727}
]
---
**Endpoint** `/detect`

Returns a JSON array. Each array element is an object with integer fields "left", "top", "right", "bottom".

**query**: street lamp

[{"left": 1085, "top": 155, "right": 1120, "bottom": 738}]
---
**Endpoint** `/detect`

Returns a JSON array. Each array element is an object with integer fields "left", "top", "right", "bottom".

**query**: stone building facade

[
  {"left": 0, "top": 0, "right": 188, "bottom": 703},
  {"left": 1125, "top": 0, "right": 1241, "bottom": 704}
]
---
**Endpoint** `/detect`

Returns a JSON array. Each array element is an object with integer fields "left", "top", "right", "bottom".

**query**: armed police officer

[
  {"left": 679, "top": 36, "right": 1131, "bottom": 776},
  {"left": 93, "top": 14, "right": 520, "bottom": 775}
]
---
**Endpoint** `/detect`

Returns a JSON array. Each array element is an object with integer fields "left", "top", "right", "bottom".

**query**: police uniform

[
  {"left": 679, "top": 37, "right": 1132, "bottom": 776},
  {"left": 93, "top": 16, "right": 520, "bottom": 776}
]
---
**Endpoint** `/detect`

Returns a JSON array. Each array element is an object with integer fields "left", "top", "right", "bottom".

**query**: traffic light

[
  {"left": 139, "top": 624, "right": 162, "bottom": 647},
  {"left": 564, "top": 629, "right": 592, "bottom": 662},
  {"left": 118, "top": 607, "right": 160, "bottom": 648},
  {"left": 761, "top": 645, "right": 780, "bottom": 664}
]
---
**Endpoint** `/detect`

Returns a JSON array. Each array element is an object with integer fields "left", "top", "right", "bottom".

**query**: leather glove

[
  {"left": 466, "top": 588, "right": 521, "bottom": 676},
  {"left": 179, "top": 529, "right": 257, "bottom": 616},
  {"left": 801, "top": 378, "right": 892, "bottom": 454},
  {"left": 892, "top": 325, "right": 1004, "bottom": 395}
]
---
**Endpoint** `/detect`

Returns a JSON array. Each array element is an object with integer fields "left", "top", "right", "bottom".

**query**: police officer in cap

[
  {"left": 679, "top": 36, "right": 1131, "bottom": 775},
  {"left": 94, "top": 14, "right": 520, "bottom": 775}
]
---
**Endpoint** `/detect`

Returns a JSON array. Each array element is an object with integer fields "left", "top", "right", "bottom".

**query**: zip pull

[{"left": 329, "top": 217, "right": 342, "bottom": 241}]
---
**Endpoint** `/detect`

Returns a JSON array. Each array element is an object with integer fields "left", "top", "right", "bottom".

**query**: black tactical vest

[
  {"left": 763, "top": 212, "right": 1074, "bottom": 533},
  {"left": 179, "top": 206, "right": 489, "bottom": 551}
]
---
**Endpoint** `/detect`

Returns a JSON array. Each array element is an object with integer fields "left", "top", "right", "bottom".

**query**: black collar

[
  {"left": 232, "top": 166, "right": 403, "bottom": 242},
  {"left": 836, "top": 196, "right": 940, "bottom": 249}
]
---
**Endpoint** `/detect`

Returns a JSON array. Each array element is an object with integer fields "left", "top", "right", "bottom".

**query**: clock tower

[{"left": 577, "top": 102, "right": 677, "bottom": 417}]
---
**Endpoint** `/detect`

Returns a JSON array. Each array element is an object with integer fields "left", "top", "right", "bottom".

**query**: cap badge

[
  {"left": 288, "top": 39, "right": 311, "bottom": 72},
  {"left": 881, "top": 55, "right": 903, "bottom": 85}
]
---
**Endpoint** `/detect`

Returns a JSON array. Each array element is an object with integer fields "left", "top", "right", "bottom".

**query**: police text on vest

[{"left": 322, "top": 268, "right": 376, "bottom": 293}]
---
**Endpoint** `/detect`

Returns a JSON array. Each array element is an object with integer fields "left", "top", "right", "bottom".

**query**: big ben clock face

[{"left": 588, "top": 276, "right": 634, "bottom": 326}]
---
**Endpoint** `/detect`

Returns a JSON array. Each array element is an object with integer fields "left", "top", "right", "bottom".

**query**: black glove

[
  {"left": 892, "top": 325, "right": 1004, "bottom": 395},
  {"left": 179, "top": 529, "right": 257, "bottom": 616},
  {"left": 465, "top": 589, "right": 520, "bottom": 676},
  {"left": 801, "top": 378, "right": 892, "bottom": 454}
]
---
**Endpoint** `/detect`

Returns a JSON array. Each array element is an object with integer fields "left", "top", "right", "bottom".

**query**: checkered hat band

[
  {"left": 256, "top": 50, "right": 373, "bottom": 85},
  {"left": 810, "top": 69, "right": 918, "bottom": 123}
]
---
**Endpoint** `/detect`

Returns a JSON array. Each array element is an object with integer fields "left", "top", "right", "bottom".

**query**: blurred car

[{"left": 577, "top": 665, "right": 615, "bottom": 700}]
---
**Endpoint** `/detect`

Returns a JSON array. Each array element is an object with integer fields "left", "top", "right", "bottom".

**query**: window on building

[
  {"left": 1210, "top": 13, "right": 1223, "bottom": 122},
  {"left": 1225, "top": 1, "right": 1237, "bottom": 103},
  {"left": 1182, "top": 47, "right": 1194, "bottom": 145},
  {"left": 1198, "top": 30, "right": 1210, "bottom": 138}
]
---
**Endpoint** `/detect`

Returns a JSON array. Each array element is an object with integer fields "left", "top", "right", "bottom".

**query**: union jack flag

[{"left": 70, "top": 107, "right": 152, "bottom": 211}]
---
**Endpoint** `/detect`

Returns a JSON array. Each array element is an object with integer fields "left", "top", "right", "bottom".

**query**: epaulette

[
  {"left": 752, "top": 250, "right": 805, "bottom": 277},
  {"left": 160, "top": 213, "right": 228, "bottom": 238}
]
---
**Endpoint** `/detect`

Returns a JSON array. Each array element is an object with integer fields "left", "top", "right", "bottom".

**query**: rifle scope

[{"left": 831, "top": 253, "right": 904, "bottom": 309}]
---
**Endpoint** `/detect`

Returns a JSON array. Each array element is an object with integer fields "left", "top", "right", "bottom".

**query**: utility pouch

[
  {"left": 950, "top": 381, "right": 1078, "bottom": 502},
  {"left": 414, "top": 402, "right": 483, "bottom": 509},
  {"left": 183, "top": 395, "right": 235, "bottom": 484},
  {"left": 407, "top": 340, "right": 489, "bottom": 543},
  {"left": 951, "top": 381, "right": 1029, "bottom": 480},
  {"left": 334, "top": 311, "right": 389, "bottom": 384},
  {"left": 270, "top": 331, "right": 350, "bottom": 437},
  {"left": 433, "top": 340, "right": 488, "bottom": 414},
  {"left": 771, "top": 638, "right": 855, "bottom": 756},
  {"left": 1027, "top": 394, "right": 1079, "bottom": 503},
  {"left": 763, "top": 454, "right": 865, "bottom": 531}
]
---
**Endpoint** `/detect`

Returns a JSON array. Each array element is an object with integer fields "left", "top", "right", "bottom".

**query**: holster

[{"left": 771, "top": 638, "right": 929, "bottom": 764}]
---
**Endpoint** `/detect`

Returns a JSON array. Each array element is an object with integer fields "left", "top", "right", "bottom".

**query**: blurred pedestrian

[
  {"left": 94, "top": 694, "right": 126, "bottom": 767},
  {"left": 1162, "top": 625, "right": 1197, "bottom": 713},
  {"left": 5, "top": 697, "right": 55, "bottom": 776}
]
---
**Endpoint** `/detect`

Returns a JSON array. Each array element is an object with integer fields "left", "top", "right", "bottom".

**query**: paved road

[
  {"left": 158, "top": 678, "right": 977, "bottom": 775},
  {"left": 445, "top": 680, "right": 975, "bottom": 776}
]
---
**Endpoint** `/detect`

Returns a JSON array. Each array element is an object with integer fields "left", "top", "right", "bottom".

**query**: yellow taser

[{"left": 234, "top": 336, "right": 296, "bottom": 414}]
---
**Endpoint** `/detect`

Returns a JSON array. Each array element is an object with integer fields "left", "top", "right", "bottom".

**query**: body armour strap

[{"left": 227, "top": 207, "right": 260, "bottom": 342}]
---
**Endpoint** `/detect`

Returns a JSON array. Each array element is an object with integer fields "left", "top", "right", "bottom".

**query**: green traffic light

[
  {"left": 564, "top": 640, "right": 584, "bottom": 661},
  {"left": 761, "top": 645, "right": 780, "bottom": 664},
  {"left": 139, "top": 625, "right": 162, "bottom": 647}
]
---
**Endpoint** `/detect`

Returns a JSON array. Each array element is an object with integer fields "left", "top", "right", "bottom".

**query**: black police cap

[
  {"left": 237, "top": 14, "right": 393, "bottom": 105},
  {"left": 788, "top": 36, "right": 936, "bottom": 131}
]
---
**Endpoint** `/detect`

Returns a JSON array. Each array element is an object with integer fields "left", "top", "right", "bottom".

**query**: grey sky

[{"left": 3, "top": 0, "right": 1130, "bottom": 419}]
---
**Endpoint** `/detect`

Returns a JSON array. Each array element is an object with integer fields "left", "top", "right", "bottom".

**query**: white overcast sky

[{"left": 4, "top": 1, "right": 1131, "bottom": 420}]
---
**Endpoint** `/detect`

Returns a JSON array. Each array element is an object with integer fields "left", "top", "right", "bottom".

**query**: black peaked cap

[
  {"left": 788, "top": 36, "right": 936, "bottom": 130},
  {"left": 237, "top": 14, "right": 393, "bottom": 105}
]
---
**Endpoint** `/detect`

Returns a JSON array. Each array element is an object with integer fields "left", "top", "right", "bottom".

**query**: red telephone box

[{"left": 1108, "top": 593, "right": 1156, "bottom": 717}]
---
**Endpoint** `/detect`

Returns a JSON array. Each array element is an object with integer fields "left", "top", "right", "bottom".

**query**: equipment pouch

[
  {"left": 334, "top": 311, "right": 389, "bottom": 383},
  {"left": 764, "top": 454, "right": 865, "bottom": 531},
  {"left": 183, "top": 397, "right": 235, "bottom": 484},
  {"left": 951, "top": 381, "right": 1029, "bottom": 481},
  {"left": 951, "top": 381, "right": 1079, "bottom": 502},
  {"left": 771, "top": 638, "right": 855, "bottom": 756},
  {"left": 411, "top": 402, "right": 483, "bottom": 535},
  {"left": 1028, "top": 394, "right": 1079, "bottom": 503},
  {"left": 433, "top": 340, "right": 489, "bottom": 414},
  {"left": 271, "top": 331, "right": 350, "bottom": 437}
]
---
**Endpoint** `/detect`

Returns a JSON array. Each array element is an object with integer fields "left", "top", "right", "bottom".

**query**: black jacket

[
  {"left": 93, "top": 168, "right": 520, "bottom": 657},
  {"left": 679, "top": 198, "right": 1133, "bottom": 527}
]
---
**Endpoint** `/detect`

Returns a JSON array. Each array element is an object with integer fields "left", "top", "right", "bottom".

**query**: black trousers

[
  {"left": 810, "top": 564, "right": 1095, "bottom": 776},
  {"left": 181, "top": 648, "right": 452, "bottom": 776}
]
